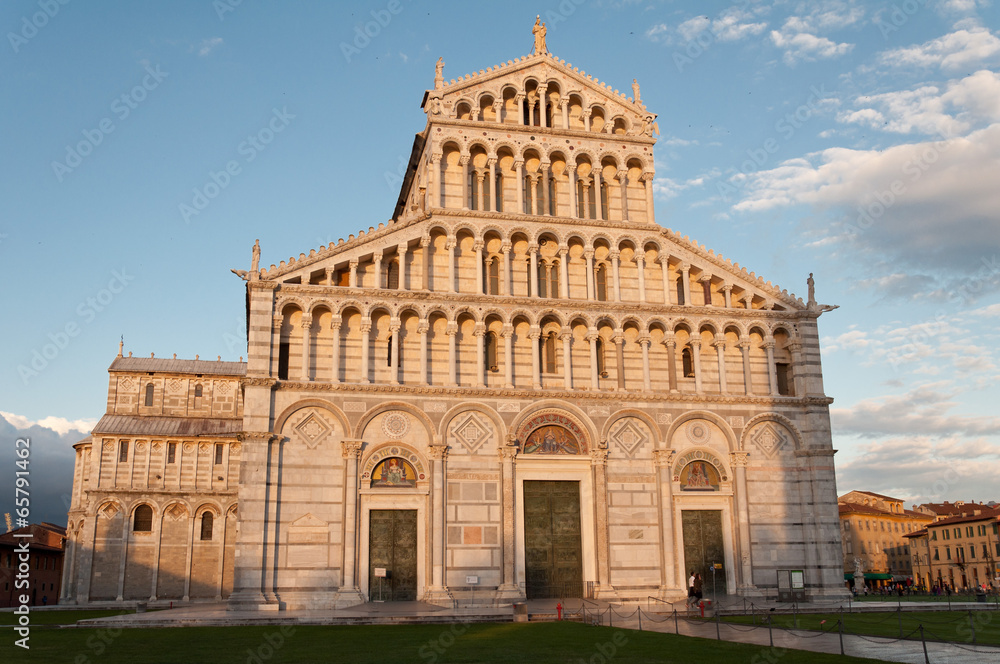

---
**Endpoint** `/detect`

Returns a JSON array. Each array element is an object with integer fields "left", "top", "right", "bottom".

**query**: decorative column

[
  {"left": 420, "top": 236, "right": 431, "bottom": 291},
  {"left": 473, "top": 240, "right": 485, "bottom": 294},
  {"left": 617, "top": 169, "right": 629, "bottom": 222},
  {"left": 460, "top": 155, "right": 470, "bottom": 210},
  {"left": 665, "top": 334, "right": 678, "bottom": 393},
  {"left": 389, "top": 319, "right": 401, "bottom": 385},
  {"left": 587, "top": 331, "right": 600, "bottom": 390},
  {"left": 540, "top": 162, "right": 550, "bottom": 215},
  {"left": 739, "top": 339, "right": 752, "bottom": 395},
  {"left": 493, "top": 100, "right": 503, "bottom": 124},
  {"left": 501, "top": 325, "right": 514, "bottom": 388},
  {"left": 764, "top": 339, "right": 778, "bottom": 396},
  {"left": 560, "top": 99, "right": 569, "bottom": 129},
  {"left": 228, "top": 431, "right": 277, "bottom": 611},
  {"left": 591, "top": 448, "right": 617, "bottom": 600},
  {"left": 418, "top": 321, "right": 429, "bottom": 385},
  {"left": 500, "top": 243, "right": 512, "bottom": 296},
  {"left": 529, "top": 326, "right": 541, "bottom": 389},
  {"left": 528, "top": 175, "right": 538, "bottom": 215},
  {"left": 446, "top": 237, "right": 457, "bottom": 293},
  {"left": 731, "top": 451, "right": 754, "bottom": 590},
  {"left": 446, "top": 322, "right": 458, "bottom": 386},
  {"left": 722, "top": 283, "right": 733, "bottom": 309},
  {"left": 474, "top": 324, "right": 486, "bottom": 387},
  {"left": 397, "top": 244, "right": 408, "bottom": 291},
  {"left": 609, "top": 250, "right": 622, "bottom": 302},
  {"left": 653, "top": 449, "right": 679, "bottom": 595},
  {"left": 594, "top": 168, "right": 605, "bottom": 221},
  {"left": 514, "top": 160, "right": 524, "bottom": 213},
  {"left": 299, "top": 313, "right": 312, "bottom": 381},
  {"left": 567, "top": 164, "right": 578, "bottom": 218},
  {"left": 333, "top": 440, "right": 365, "bottom": 607},
  {"left": 613, "top": 333, "right": 626, "bottom": 391},
  {"left": 496, "top": 445, "right": 523, "bottom": 601},
  {"left": 528, "top": 245, "right": 539, "bottom": 298},
  {"left": 515, "top": 93, "right": 525, "bottom": 125},
  {"left": 787, "top": 341, "right": 804, "bottom": 397},
  {"left": 324, "top": 267, "right": 334, "bottom": 285},
  {"left": 581, "top": 182, "right": 591, "bottom": 219},
  {"left": 699, "top": 274, "right": 712, "bottom": 306},
  {"left": 561, "top": 328, "right": 573, "bottom": 390},
  {"left": 271, "top": 316, "right": 283, "bottom": 376},
  {"left": 487, "top": 158, "right": 497, "bottom": 211},
  {"left": 659, "top": 255, "right": 672, "bottom": 305},
  {"left": 582, "top": 109, "right": 591, "bottom": 132},
  {"left": 349, "top": 259, "right": 358, "bottom": 288},
  {"left": 429, "top": 153, "right": 441, "bottom": 208},
  {"left": 373, "top": 252, "right": 383, "bottom": 289},
  {"left": 690, "top": 338, "right": 703, "bottom": 393},
  {"left": 359, "top": 318, "right": 371, "bottom": 384},
  {"left": 643, "top": 172, "right": 655, "bottom": 223},
  {"left": 424, "top": 445, "right": 453, "bottom": 606},
  {"left": 330, "top": 320, "right": 342, "bottom": 384},
  {"left": 558, "top": 247, "right": 569, "bottom": 299},
  {"left": 636, "top": 252, "right": 646, "bottom": 302},
  {"left": 714, "top": 334, "right": 728, "bottom": 393},
  {"left": 539, "top": 87, "right": 548, "bottom": 128},
  {"left": 639, "top": 335, "right": 652, "bottom": 392},
  {"left": 476, "top": 171, "right": 486, "bottom": 211},
  {"left": 584, "top": 249, "right": 595, "bottom": 300},
  {"left": 680, "top": 263, "right": 691, "bottom": 306}
]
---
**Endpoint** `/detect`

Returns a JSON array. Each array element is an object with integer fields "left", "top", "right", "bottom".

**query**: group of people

[{"left": 686, "top": 571, "right": 704, "bottom": 609}]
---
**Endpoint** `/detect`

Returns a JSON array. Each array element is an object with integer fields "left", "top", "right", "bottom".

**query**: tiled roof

[
  {"left": 850, "top": 490, "right": 905, "bottom": 503},
  {"left": 109, "top": 356, "right": 246, "bottom": 376},
  {"left": 903, "top": 528, "right": 928, "bottom": 538},
  {"left": 92, "top": 414, "right": 242, "bottom": 438},
  {"left": 927, "top": 508, "right": 1000, "bottom": 527}
]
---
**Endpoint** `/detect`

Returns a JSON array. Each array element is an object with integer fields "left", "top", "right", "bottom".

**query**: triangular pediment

[{"left": 289, "top": 513, "right": 326, "bottom": 529}]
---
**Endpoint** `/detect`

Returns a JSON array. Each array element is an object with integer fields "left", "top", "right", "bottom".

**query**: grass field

[
  {"left": 722, "top": 608, "right": 1000, "bottom": 646},
  {"left": 0, "top": 618, "right": 885, "bottom": 664}
]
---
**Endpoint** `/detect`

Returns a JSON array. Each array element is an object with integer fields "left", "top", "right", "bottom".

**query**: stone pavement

[{"left": 55, "top": 597, "right": 1000, "bottom": 663}]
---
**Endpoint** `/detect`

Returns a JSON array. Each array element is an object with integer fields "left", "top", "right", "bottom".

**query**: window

[
  {"left": 485, "top": 332, "right": 498, "bottom": 371},
  {"left": 543, "top": 333, "right": 557, "bottom": 374},
  {"left": 214, "top": 443, "right": 223, "bottom": 465},
  {"left": 200, "top": 512, "right": 214, "bottom": 541},
  {"left": 846, "top": 541, "right": 852, "bottom": 554},
  {"left": 775, "top": 363, "right": 793, "bottom": 396},
  {"left": 682, "top": 347, "right": 694, "bottom": 378},
  {"left": 118, "top": 441, "right": 128, "bottom": 463},
  {"left": 676, "top": 278, "right": 686, "bottom": 305},
  {"left": 194, "top": 383, "right": 203, "bottom": 398},
  {"left": 386, "top": 335, "right": 393, "bottom": 367},
  {"left": 933, "top": 548, "right": 939, "bottom": 561},
  {"left": 487, "top": 258, "right": 499, "bottom": 295},
  {"left": 494, "top": 172, "right": 503, "bottom": 212},
  {"left": 535, "top": 177, "right": 544, "bottom": 215},
  {"left": 385, "top": 261, "right": 399, "bottom": 289},
  {"left": 967, "top": 526, "right": 974, "bottom": 537},
  {"left": 537, "top": 262, "right": 548, "bottom": 298},
  {"left": 548, "top": 261, "right": 559, "bottom": 297},
  {"left": 984, "top": 544, "right": 990, "bottom": 558},
  {"left": 946, "top": 547, "right": 951, "bottom": 560},
  {"left": 969, "top": 545, "right": 976, "bottom": 559},
  {"left": 133, "top": 505, "right": 153, "bottom": 532},
  {"left": 167, "top": 442, "right": 176, "bottom": 464},
  {"left": 931, "top": 530, "right": 937, "bottom": 540},
  {"left": 596, "top": 337, "right": 606, "bottom": 377},
  {"left": 144, "top": 383, "right": 154, "bottom": 407},
  {"left": 595, "top": 264, "right": 607, "bottom": 301},
  {"left": 277, "top": 342, "right": 290, "bottom": 380},
  {"left": 469, "top": 170, "right": 479, "bottom": 210},
  {"left": 599, "top": 181, "right": 609, "bottom": 219}
]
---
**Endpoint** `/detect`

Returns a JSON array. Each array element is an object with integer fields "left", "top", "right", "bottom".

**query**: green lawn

[
  {"left": 0, "top": 620, "right": 884, "bottom": 664},
  {"left": 722, "top": 609, "right": 1000, "bottom": 646}
]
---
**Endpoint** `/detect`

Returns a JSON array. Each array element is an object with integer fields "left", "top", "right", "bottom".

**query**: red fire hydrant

[{"left": 556, "top": 602, "right": 563, "bottom": 621}]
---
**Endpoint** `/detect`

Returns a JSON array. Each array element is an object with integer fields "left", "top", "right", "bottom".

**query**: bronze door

[
  {"left": 682, "top": 510, "right": 728, "bottom": 596},
  {"left": 524, "top": 480, "right": 583, "bottom": 599},
  {"left": 368, "top": 510, "right": 417, "bottom": 601}
]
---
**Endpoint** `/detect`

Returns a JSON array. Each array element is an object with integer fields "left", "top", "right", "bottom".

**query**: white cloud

[
  {"left": 0, "top": 411, "right": 96, "bottom": 436},
  {"left": 769, "top": 2, "right": 860, "bottom": 65},
  {"left": 832, "top": 382, "right": 1000, "bottom": 436},
  {"left": 197, "top": 37, "right": 224, "bottom": 57},
  {"left": 770, "top": 27, "right": 854, "bottom": 65},
  {"left": 879, "top": 25, "right": 1000, "bottom": 71},
  {"left": 647, "top": 7, "right": 767, "bottom": 46}
]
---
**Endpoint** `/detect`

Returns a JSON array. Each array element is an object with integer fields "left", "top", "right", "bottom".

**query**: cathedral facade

[{"left": 62, "top": 37, "right": 846, "bottom": 609}]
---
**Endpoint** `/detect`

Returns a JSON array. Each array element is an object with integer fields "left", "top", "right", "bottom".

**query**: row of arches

[{"left": 273, "top": 303, "right": 800, "bottom": 397}]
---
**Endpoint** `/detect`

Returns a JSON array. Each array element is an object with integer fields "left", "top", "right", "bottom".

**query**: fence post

[
  {"left": 919, "top": 625, "right": 929, "bottom": 664},
  {"left": 898, "top": 605, "right": 903, "bottom": 639},
  {"left": 838, "top": 618, "right": 844, "bottom": 656},
  {"left": 608, "top": 607, "right": 612, "bottom": 628},
  {"left": 969, "top": 610, "right": 976, "bottom": 644},
  {"left": 768, "top": 617, "right": 773, "bottom": 647},
  {"left": 793, "top": 602, "right": 798, "bottom": 630},
  {"left": 716, "top": 608, "right": 721, "bottom": 640},
  {"left": 638, "top": 607, "right": 642, "bottom": 632},
  {"left": 674, "top": 608, "right": 678, "bottom": 635}
]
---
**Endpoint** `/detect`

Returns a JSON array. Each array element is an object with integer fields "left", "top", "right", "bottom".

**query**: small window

[
  {"left": 682, "top": 347, "right": 694, "bottom": 378},
  {"left": 676, "top": 278, "right": 686, "bottom": 305},
  {"left": 548, "top": 261, "right": 559, "bottom": 297},
  {"left": 200, "top": 512, "right": 214, "bottom": 541},
  {"left": 494, "top": 172, "right": 503, "bottom": 212},
  {"left": 385, "top": 261, "right": 399, "bottom": 289},
  {"left": 469, "top": 170, "right": 479, "bottom": 210},
  {"left": 144, "top": 383, "right": 154, "bottom": 407},
  {"left": 969, "top": 545, "right": 976, "bottom": 559},
  {"left": 118, "top": 441, "right": 128, "bottom": 463},
  {"left": 167, "top": 442, "right": 176, "bottom": 464},
  {"left": 487, "top": 258, "right": 499, "bottom": 295},
  {"left": 596, "top": 337, "right": 606, "bottom": 376},
  {"left": 214, "top": 443, "right": 223, "bottom": 465},
  {"left": 537, "top": 263, "right": 548, "bottom": 298},
  {"left": 387, "top": 335, "right": 393, "bottom": 367},
  {"left": 776, "top": 362, "right": 793, "bottom": 396},
  {"left": 278, "top": 342, "right": 290, "bottom": 380},
  {"left": 543, "top": 333, "right": 557, "bottom": 374},
  {"left": 599, "top": 182, "right": 609, "bottom": 219},
  {"left": 485, "top": 331, "right": 498, "bottom": 371},
  {"left": 595, "top": 264, "right": 607, "bottom": 301},
  {"left": 194, "top": 384, "right": 203, "bottom": 398},
  {"left": 133, "top": 505, "right": 153, "bottom": 532}
]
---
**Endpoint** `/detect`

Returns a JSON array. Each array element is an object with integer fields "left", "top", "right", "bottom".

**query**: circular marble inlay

[
  {"left": 382, "top": 412, "right": 410, "bottom": 439},
  {"left": 686, "top": 421, "right": 711, "bottom": 444}
]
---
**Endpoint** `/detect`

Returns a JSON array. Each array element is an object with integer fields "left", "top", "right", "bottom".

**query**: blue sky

[{"left": 2, "top": 0, "right": 998, "bottom": 525}]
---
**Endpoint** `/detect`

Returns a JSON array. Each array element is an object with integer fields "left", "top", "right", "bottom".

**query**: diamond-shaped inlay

[
  {"left": 101, "top": 503, "right": 120, "bottom": 519},
  {"left": 166, "top": 504, "right": 187, "bottom": 520},
  {"left": 217, "top": 382, "right": 231, "bottom": 394},
  {"left": 295, "top": 412, "right": 331, "bottom": 449},
  {"left": 750, "top": 423, "right": 788, "bottom": 458},
  {"left": 610, "top": 419, "right": 649, "bottom": 458},
  {"left": 452, "top": 413, "right": 492, "bottom": 454},
  {"left": 167, "top": 379, "right": 182, "bottom": 392}
]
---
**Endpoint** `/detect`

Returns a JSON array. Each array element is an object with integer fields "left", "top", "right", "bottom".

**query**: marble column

[
  {"left": 613, "top": 333, "right": 625, "bottom": 391},
  {"left": 488, "top": 158, "right": 497, "bottom": 211},
  {"left": 560, "top": 100, "right": 569, "bottom": 129},
  {"left": 473, "top": 241, "right": 485, "bottom": 294},
  {"left": 228, "top": 432, "right": 277, "bottom": 611},
  {"left": 639, "top": 336, "right": 652, "bottom": 392},
  {"left": 446, "top": 237, "right": 457, "bottom": 293},
  {"left": 420, "top": 236, "right": 431, "bottom": 291},
  {"left": 653, "top": 449, "right": 679, "bottom": 595},
  {"left": 714, "top": 334, "right": 728, "bottom": 393},
  {"left": 299, "top": 314, "right": 312, "bottom": 381},
  {"left": 690, "top": 338, "right": 703, "bottom": 393},
  {"left": 722, "top": 284, "right": 733, "bottom": 309},
  {"left": 582, "top": 109, "right": 591, "bottom": 132},
  {"left": 764, "top": 339, "right": 778, "bottom": 396},
  {"left": 665, "top": 335, "right": 678, "bottom": 392},
  {"left": 349, "top": 259, "right": 358, "bottom": 288},
  {"left": 594, "top": 168, "right": 605, "bottom": 221},
  {"left": 567, "top": 165, "right": 578, "bottom": 217},
  {"left": 617, "top": 169, "right": 629, "bottom": 222},
  {"left": 680, "top": 263, "right": 691, "bottom": 306},
  {"left": 501, "top": 243, "right": 512, "bottom": 296},
  {"left": 330, "top": 320, "right": 342, "bottom": 384},
  {"left": 496, "top": 446, "right": 523, "bottom": 601},
  {"left": 739, "top": 339, "right": 752, "bottom": 395},
  {"left": 447, "top": 323, "right": 458, "bottom": 386},
  {"left": 429, "top": 153, "right": 441, "bottom": 208},
  {"left": 389, "top": 320, "right": 401, "bottom": 385},
  {"left": 659, "top": 255, "right": 672, "bottom": 305},
  {"left": 460, "top": 155, "right": 470, "bottom": 210},
  {"left": 587, "top": 331, "right": 600, "bottom": 390},
  {"left": 643, "top": 173, "right": 655, "bottom": 223},
  {"left": 561, "top": 328, "right": 573, "bottom": 390},
  {"left": 528, "top": 245, "right": 539, "bottom": 298},
  {"left": 540, "top": 162, "right": 550, "bottom": 215},
  {"left": 373, "top": 252, "right": 383, "bottom": 288},
  {"left": 397, "top": 244, "right": 408, "bottom": 291},
  {"left": 584, "top": 249, "right": 595, "bottom": 300},
  {"left": 474, "top": 324, "right": 486, "bottom": 387},
  {"left": 558, "top": 248, "right": 569, "bottom": 299},
  {"left": 514, "top": 160, "right": 524, "bottom": 213},
  {"left": 418, "top": 321, "right": 429, "bottom": 385},
  {"left": 636, "top": 253, "right": 646, "bottom": 302},
  {"left": 609, "top": 251, "right": 621, "bottom": 302},
  {"left": 424, "top": 445, "right": 453, "bottom": 606},
  {"left": 333, "top": 440, "right": 366, "bottom": 607},
  {"left": 730, "top": 451, "right": 754, "bottom": 590},
  {"left": 501, "top": 325, "right": 514, "bottom": 388},
  {"left": 529, "top": 327, "right": 541, "bottom": 389},
  {"left": 359, "top": 318, "right": 371, "bottom": 384},
  {"left": 591, "top": 448, "right": 617, "bottom": 600}
]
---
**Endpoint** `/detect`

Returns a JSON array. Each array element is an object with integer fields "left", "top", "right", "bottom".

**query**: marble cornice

[
  {"left": 268, "top": 379, "right": 833, "bottom": 406},
  {"left": 428, "top": 117, "right": 657, "bottom": 146}
]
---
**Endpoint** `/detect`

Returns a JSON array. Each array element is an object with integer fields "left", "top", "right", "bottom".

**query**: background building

[
  {"left": 905, "top": 509, "right": 1000, "bottom": 591},
  {"left": 63, "top": 34, "right": 847, "bottom": 608},
  {"left": 1, "top": 523, "right": 65, "bottom": 607}
]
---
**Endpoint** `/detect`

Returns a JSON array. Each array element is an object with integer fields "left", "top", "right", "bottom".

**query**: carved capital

[
  {"left": 341, "top": 439, "right": 363, "bottom": 459},
  {"left": 652, "top": 449, "right": 676, "bottom": 467},
  {"left": 299, "top": 314, "right": 313, "bottom": 328},
  {"left": 730, "top": 451, "right": 750, "bottom": 468},
  {"left": 680, "top": 262, "right": 691, "bottom": 272},
  {"left": 237, "top": 431, "right": 276, "bottom": 445},
  {"left": 420, "top": 235, "right": 431, "bottom": 247},
  {"left": 608, "top": 250, "right": 620, "bottom": 261},
  {"left": 427, "top": 445, "right": 449, "bottom": 461},
  {"left": 590, "top": 448, "right": 609, "bottom": 465},
  {"left": 497, "top": 446, "right": 518, "bottom": 462}
]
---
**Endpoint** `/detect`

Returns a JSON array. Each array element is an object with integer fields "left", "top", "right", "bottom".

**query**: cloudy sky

[{"left": 2, "top": 1, "right": 998, "bottom": 526}]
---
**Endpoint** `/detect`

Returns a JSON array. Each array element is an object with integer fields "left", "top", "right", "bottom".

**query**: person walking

[
  {"left": 687, "top": 571, "right": 696, "bottom": 609},
  {"left": 693, "top": 573, "right": 704, "bottom": 608}
]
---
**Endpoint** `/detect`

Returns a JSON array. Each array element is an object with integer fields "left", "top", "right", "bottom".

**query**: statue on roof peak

[
  {"left": 532, "top": 15, "right": 547, "bottom": 55},
  {"left": 434, "top": 57, "right": 444, "bottom": 90}
]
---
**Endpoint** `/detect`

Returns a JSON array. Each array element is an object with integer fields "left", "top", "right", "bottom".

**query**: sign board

[
  {"left": 466, "top": 575, "right": 479, "bottom": 584},
  {"left": 713, "top": 563, "right": 723, "bottom": 570},
  {"left": 374, "top": 567, "right": 387, "bottom": 578},
  {"left": 791, "top": 570, "right": 805, "bottom": 590}
]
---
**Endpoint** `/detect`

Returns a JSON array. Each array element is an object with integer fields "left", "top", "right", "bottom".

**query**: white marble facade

[{"left": 64, "top": 41, "right": 847, "bottom": 610}]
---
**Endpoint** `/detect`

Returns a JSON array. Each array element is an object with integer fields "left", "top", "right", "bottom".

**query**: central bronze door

[
  {"left": 524, "top": 480, "right": 583, "bottom": 599},
  {"left": 682, "top": 510, "right": 728, "bottom": 596},
  {"left": 368, "top": 510, "right": 417, "bottom": 601}
]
